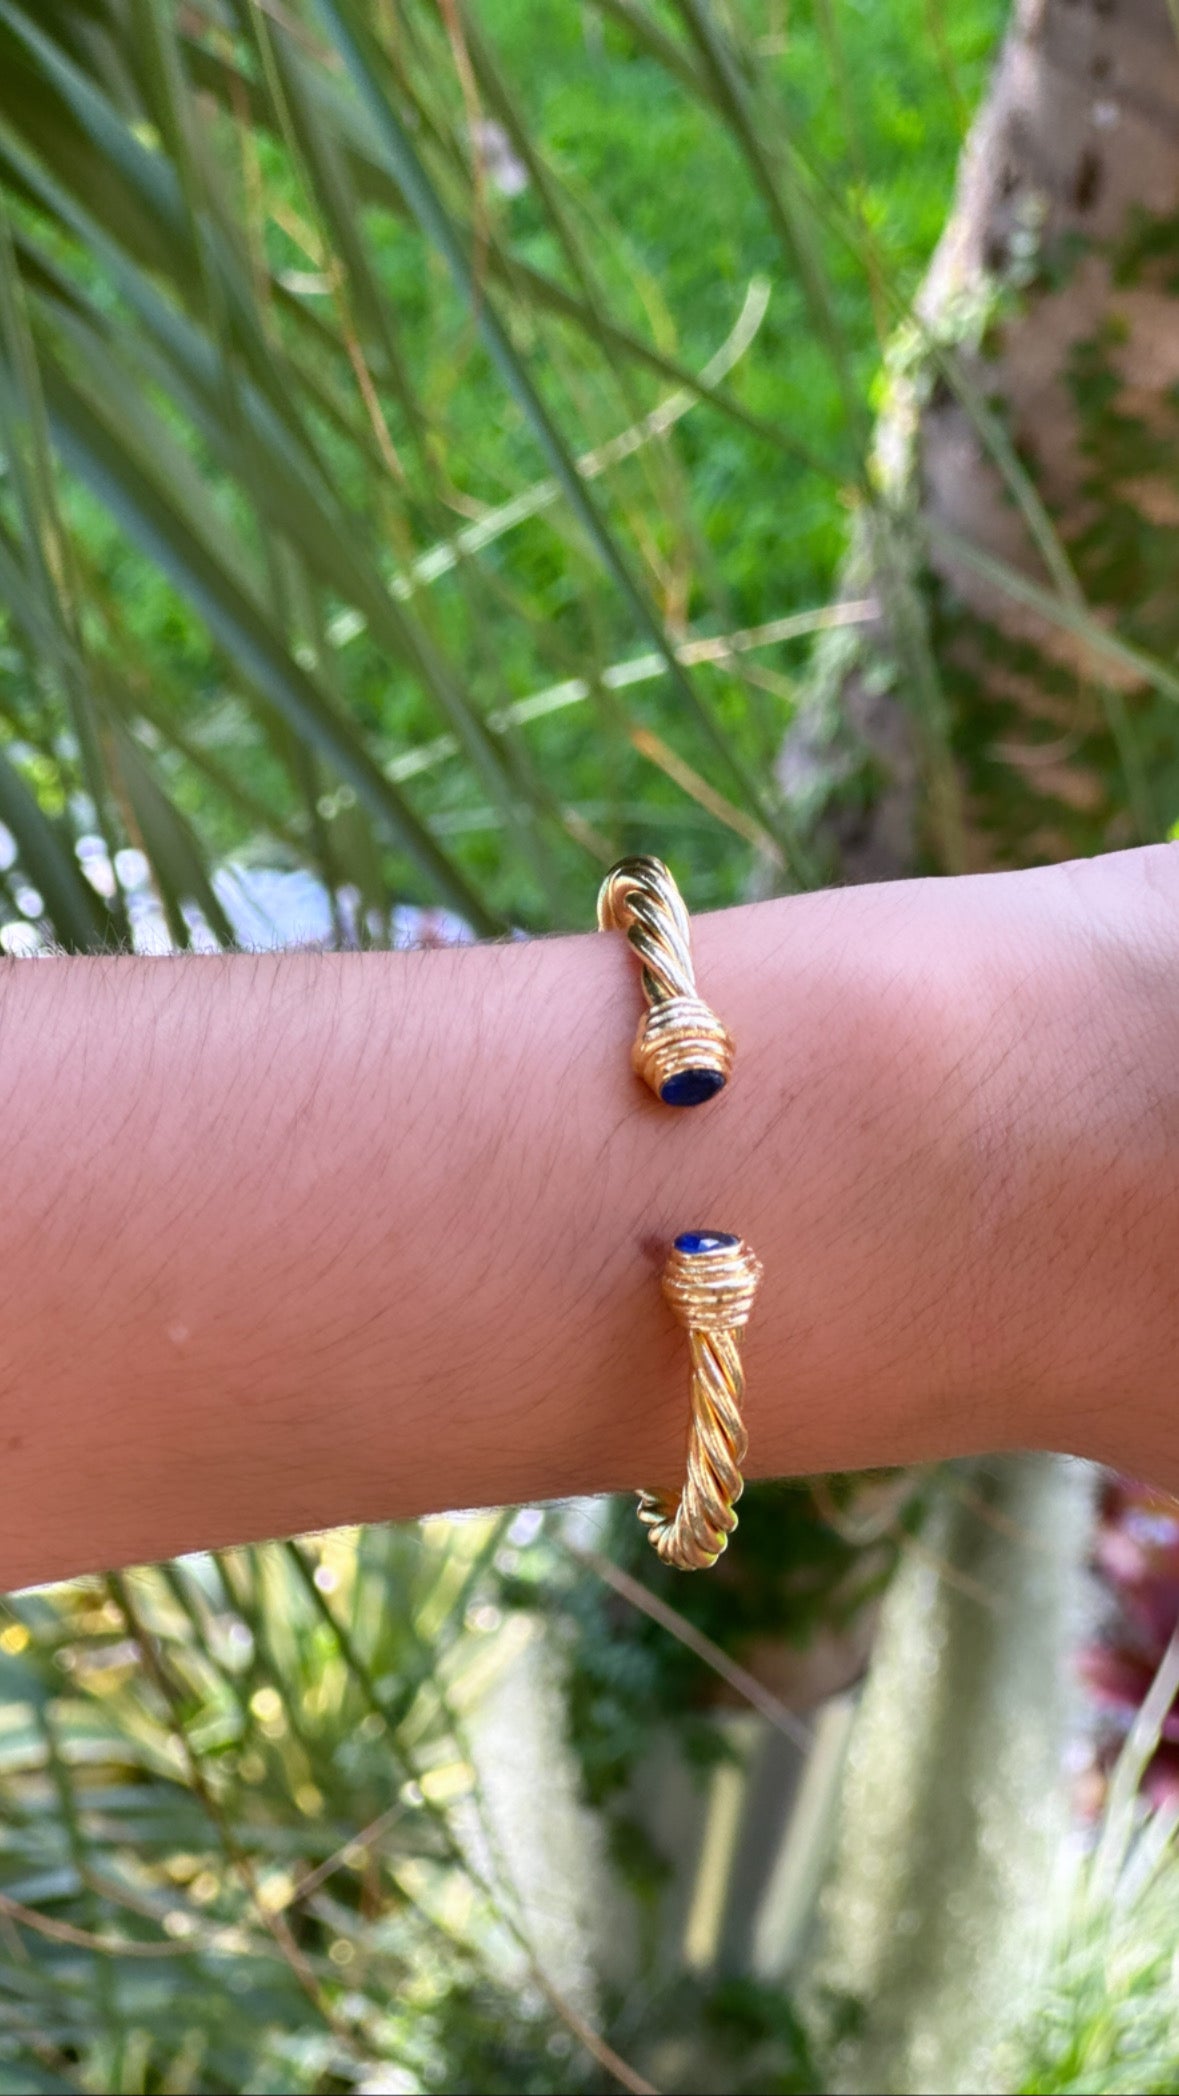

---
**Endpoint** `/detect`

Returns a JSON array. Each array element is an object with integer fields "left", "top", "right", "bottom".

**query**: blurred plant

[
  {"left": 503, "top": 1478, "right": 915, "bottom": 1821},
  {"left": 1078, "top": 1480, "right": 1179, "bottom": 1817},
  {"left": 0, "top": 1519, "right": 649, "bottom": 2095},
  {"left": 0, "top": 0, "right": 1008, "bottom": 954},
  {"left": 1010, "top": 1633, "right": 1179, "bottom": 2095}
]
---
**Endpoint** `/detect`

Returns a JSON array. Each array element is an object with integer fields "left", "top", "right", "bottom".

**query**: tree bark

[
  {"left": 787, "top": 4, "right": 1179, "bottom": 2084},
  {"left": 782, "top": 0, "right": 1179, "bottom": 879},
  {"left": 809, "top": 1457, "right": 1094, "bottom": 2095}
]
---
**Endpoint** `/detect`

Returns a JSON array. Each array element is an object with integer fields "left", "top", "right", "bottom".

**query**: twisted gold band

[
  {"left": 597, "top": 856, "right": 733, "bottom": 1107},
  {"left": 640, "top": 1232, "right": 763, "bottom": 1570}
]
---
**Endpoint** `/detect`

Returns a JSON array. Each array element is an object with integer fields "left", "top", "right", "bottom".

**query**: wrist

[
  {"left": 953, "top": 846, "right": 1179, "bottom": 1482},
  {"left": 689, "top": 853, "right": 1179, "bottom": 1484},
  {"left": 685, "top": 881, "right": 1023, "bottom": 1481}
]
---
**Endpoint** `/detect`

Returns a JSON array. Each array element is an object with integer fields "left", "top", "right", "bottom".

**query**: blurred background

[{"left": 1, "top": 1, "right": 1179, "bottom": 2089}]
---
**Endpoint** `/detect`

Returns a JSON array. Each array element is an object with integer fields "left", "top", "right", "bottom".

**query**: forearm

[{"left": 3, "top": 845, "right": 1178, "bottom": 1587}]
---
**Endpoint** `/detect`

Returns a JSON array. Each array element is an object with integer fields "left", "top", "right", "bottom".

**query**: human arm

[{"left": 2, "top": 843, "right": 1178, "bottom": 1588}]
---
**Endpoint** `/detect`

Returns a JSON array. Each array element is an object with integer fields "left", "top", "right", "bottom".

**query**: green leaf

[
  {"left": 31, "top": 351, "right": 502, "bottom": 929},
  {"left": 0, "top": 734, "right": 109, "bottom": 949},
  {"left": 313, "top": 0, "right": 803, "bottom": 864}
]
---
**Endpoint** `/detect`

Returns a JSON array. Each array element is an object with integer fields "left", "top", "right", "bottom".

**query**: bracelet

[
  {"left": 597, "top": 855, "right": 733, "bottom": 1106},
  {"left": 598, "top": 856, "right": 762, "bottom": 1570},
  {"left": 640, "top": 1230, "right": 764, "bottom": 1569}
]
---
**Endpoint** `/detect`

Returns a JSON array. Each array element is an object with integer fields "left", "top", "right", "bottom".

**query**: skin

[{"left": 1, "top": 842, "right": 1177, "bottom": 1588}]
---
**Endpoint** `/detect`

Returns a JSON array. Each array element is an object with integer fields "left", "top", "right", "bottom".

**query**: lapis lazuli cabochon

[
  {"left": 675, "top": 1230, "right": 739, "bottom": 1256},
  {"left": 659, "top": 1068, "right": 727, "bottom": 1108}
]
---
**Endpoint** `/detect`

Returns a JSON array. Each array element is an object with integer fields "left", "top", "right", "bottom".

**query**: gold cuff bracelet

[
  {"left": 597, "top": 854, "right": 733, "bottom": 1107},
  {"left": 598, "top": 856, "right": 762, "bottom": 1571},
  {"left": 641, "top": 1230, "right": 764, "bottom": 1570}
]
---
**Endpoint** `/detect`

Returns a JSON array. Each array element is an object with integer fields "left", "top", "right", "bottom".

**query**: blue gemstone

[
  {"left": 675, "top": 1230, "right": 739, "bottom": 1256},
  {"left": 659, "top": 1068, "right": 726, "bottom": 1108}
]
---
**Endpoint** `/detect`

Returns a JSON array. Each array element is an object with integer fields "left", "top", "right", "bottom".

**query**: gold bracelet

[
  {"left": 598, "top": 856, "right": 762, "bottom": 1569},
  {"left": 597, "top": 855, "right": 733, "bottom": 1106},
  {"left": 638, "top": 1231, "right": 764, "bottom": 1570}
]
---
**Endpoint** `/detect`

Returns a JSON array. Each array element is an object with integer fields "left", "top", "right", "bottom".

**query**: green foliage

[
  {"left": 1013, "top": 1844, "right": 1179, "bottom": 2095},
  {"left": 1009, "top": 1649, "right": 1179, "bottom": 2096},
  {"left": 615, "top": 1970, "right": 824, "bottom": 2096},
  {"left": 504, "top": 1480, "right": 910, "bottom": 1816},
  {"left": 0, "top": 0, "right": 1004, "bottom": 942},
  {"left": 702, "top": 1975, "right": 823, "bottom": 2094},
  {"left": 0, "top": 1521, "right": 616, "bottom": 2094}
]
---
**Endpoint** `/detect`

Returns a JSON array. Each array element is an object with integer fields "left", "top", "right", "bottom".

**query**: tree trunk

[
  {"left": 783, "top": 0, "right": 1179, "bottom": 878},
  {"left": 785, "top": 4, "right": 1179, "bottom": 2084},
  {"left": 806, "top": 1457, "right": 1094, "bottom": 2094}
]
